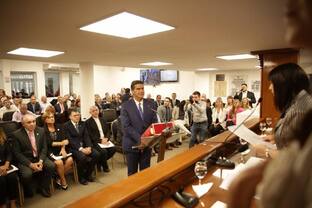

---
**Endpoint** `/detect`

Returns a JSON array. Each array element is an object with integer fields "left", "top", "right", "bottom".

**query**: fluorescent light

[
  {"left": 7, "top": 47, "right": 64, "bottom": 58},
  {"left": 140, "top": 61, "right": 172, "bottom": 66},
  {"left": 197, "top": 68, "right": 218, "bottom": 71},
  {"left": 216, "top": 54, "right": 256, "bottom": 60},
  {"left": 80, "top": 12, "right": 175, "bottom": 39}
]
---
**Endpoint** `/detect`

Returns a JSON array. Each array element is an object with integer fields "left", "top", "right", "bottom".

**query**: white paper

[
  {"left": 219, "top": 157, "right": 265, "bottom": 190},
  {"left": 227, "top": 125, "right": 277, "bottom": 150},
  {"left": 212, "top": 169, "right": 233, "bottom": 179},
  {"left": 50, "top": 153, "right": 72, "bottom": 160},
  {"left": 192, "top": 182, "right": 213, "bottom": 198},
  {"left": 98, "top": 141, "right": 115, "bottom": 148},
  {"left": 210, "top": 201, "right": 227, "bottom": 208},
  {"left": 7, "top": 165, "right": 18, "bottom": 174}
]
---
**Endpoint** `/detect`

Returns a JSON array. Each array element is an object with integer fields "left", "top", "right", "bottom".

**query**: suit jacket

[
  {"left": 43, "top": 124, "right": 69, "bottom": 155},
  {"left": 27, "top": 102, "right": 41, "bottom": 115},
  {"left": 63, "top": 120, "right": 92, "bottom": 155},
  {"left": 54, "top": 103, "right": 68, "bottom": 114},
  {"left": 85, "top": 116, "right": 109, "bottom": 144},
  {"left": 157, "top": 105, "right": 172, "bottom": 122},
  {"left": 120, "top": 99, "right": 158, "bottom": 152},
  {"left": 238, "top": 91, "right": 256, "bottom": 106},
  {"left": 0, "top": 141, "right": 12, "bottom": 166},
  {"left": 12, "top": 127, "right": 47, "bottom": 166}
]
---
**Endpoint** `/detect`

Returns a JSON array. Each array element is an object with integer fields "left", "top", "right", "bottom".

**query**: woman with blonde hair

[
  {"left": 43, "top": 112, "right": 73, "bottom": 190},
  {"left": 241, "top": 97, "right": 251, "bottom": 110},
  {"left": 0, "top": 128, "right": 17, "bottom": 208}
]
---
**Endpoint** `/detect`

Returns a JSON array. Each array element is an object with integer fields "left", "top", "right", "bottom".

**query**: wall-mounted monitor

[
  {"left": 140, "top": 69, "right": 161, "bottom": 85},
  {"left": 160, "top": 70, "right": 179, "bottom": 82}
]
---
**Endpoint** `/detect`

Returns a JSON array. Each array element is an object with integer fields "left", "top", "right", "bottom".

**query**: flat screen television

[
  {"left": 160, "top": 70, "right": 179, "bottom": 82},
  {"left": 140, "top": 69, "right": 161, "bottom": 85}
]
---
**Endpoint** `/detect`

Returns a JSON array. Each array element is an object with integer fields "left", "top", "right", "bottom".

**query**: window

[
  {"left": 45, "top": 71, "right": 60, "bottom": 97},
  {"left": 11, "top": 72, "right": 36, "bottom": 98}
]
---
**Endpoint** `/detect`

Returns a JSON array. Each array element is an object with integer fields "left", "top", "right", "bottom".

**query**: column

[{"left": 79, "top": 63, "right": 95, "bottom": 120}]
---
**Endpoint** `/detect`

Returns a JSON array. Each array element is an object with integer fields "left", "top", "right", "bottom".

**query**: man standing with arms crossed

[{"left": 121, "top": 80, "right": 158, "bottom": 176}]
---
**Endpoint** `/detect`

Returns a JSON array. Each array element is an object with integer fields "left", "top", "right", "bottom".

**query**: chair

[
  {"left": 111, "top": 118, "right": 126, "bottom": 165},
  {"left": 2, "top": 111, "right": 15, "bottom": 121},
  {"left": 35, "top": 115, "right": 44, "bottom": 127},
  {"left": 0, "top": 121, "right": 22, "bottom": 142},
  {"left": 102, "top": 109, "right": 117, "bottom": 123}
]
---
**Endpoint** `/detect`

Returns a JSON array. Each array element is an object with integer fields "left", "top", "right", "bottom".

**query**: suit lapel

[
  {"left": 34, "top": 128, "right": 40, "bottom": 151},
  {"left": 131, "top": 99, "right": 143, "bottom": 121},
  {"left": 22, "top": 128, "right": 33, "bottom": 150}
]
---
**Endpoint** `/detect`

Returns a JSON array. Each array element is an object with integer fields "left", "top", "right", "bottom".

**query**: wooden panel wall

[{"left": 252, "top": 48, "right": 299, "bottom": 124}]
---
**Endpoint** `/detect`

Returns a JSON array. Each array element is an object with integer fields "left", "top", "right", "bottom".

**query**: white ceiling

[{"left": 0, "top": 0, "right": 298, "bottom": 71}]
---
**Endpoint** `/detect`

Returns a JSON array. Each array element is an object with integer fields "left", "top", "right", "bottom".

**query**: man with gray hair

[
  {"left": 85, "top": 106, "right": 116, "bottom": 172},
  {"left": 12, "top": 103, "right": 35, "bottom": 122},
  {"left": 12, "top": 114, "right": 54, "bottom": 197}
]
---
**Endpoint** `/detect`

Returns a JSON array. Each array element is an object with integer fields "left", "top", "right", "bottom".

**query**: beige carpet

[{"left": 22, "top": 139, "right": 190, "bottom": 208}]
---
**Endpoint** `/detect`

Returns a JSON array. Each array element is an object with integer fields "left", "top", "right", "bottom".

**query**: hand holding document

[
  {"left": 50, "top": 153, "right": 73, "bottom": 160},
  {"left": 7, "top": 165, "right": 18, "bottom": 174},
  {"left": 227, "top": 125, "right": 277, "bottom": 150}
]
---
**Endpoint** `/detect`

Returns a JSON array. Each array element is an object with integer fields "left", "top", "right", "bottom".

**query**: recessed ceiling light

[
  {"left": 80, "top": 12, "right": 175, "bottom": 39},
  {"left": 140, "top": 61, "right": 172, "bottom": 66},
  {"left": 197, "top": 68, "right": 218, "bottom": 71},
  {"left": 216, "top": 54, "right": 256, "bottom": 60},
  {"left": 7, "top": 47, "right": 64, "bottom": 58}
]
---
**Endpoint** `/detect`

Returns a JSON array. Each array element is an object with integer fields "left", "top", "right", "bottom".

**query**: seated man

[
  {"left": 12, "top": 114, "right": 55, "bottom": 198},
  {"left": 0, "top": 99, "right": 18, "bottom": 120},
  {"left": 64, "top": 108, "right": 99, "bottom": 185},
  {"left": 27, "top": 95, "right": 41, "bottom": 115},
  {"left": 12, "top": 103, "right": 35, "bottom": 122},
  {"left": 86, "top": 106, "right": 116, "bottom": 172}
]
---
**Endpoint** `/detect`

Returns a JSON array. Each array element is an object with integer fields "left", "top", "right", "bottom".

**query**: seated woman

[
  {"left": 42, "top": 112, "right": 73, "bottom": 190},
  {"left": 0, "top": 128, "right": 17, "bottom": 208},
  {"left": 241, "top": 97, "right": 251, "bottom": 110},
  {"left": 209, "top": 97, "right": 227, "bottom": 136},
  {"left": 226, "top": 97, "right": 244, "bottom": 127},
  {"left": 253, "top": 63, "right": 312, "bottom": 157}
]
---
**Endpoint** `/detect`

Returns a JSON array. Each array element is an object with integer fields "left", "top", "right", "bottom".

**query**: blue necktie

[{"left": 138, "top": 103, "right": 143, "bottom": 119}]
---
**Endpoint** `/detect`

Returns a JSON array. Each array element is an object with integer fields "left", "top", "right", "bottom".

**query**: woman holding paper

[
  {"left": 0, "top": 128, "right": 17, "bottom": 208},
  {"left": 43, "top": 112, "right": 73, "bottom": 190}
]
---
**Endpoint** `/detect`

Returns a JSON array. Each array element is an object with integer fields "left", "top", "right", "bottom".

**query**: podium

[{"left": 135, "top": 122, "right": 184, "bottom": 163}]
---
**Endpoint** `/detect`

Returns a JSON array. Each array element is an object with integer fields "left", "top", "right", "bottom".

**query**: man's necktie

[
  {"left": 75, "top": 123, "right": 79, "bottom": 133},
  {"left": 165, "top": 107, "right": 169, "bottom": 122},
  {"left": 28, "top": 131, "right": 37, "bottom": 157},
  {"left": 138, "top": 103, "right": 144, "bottom": 119}
]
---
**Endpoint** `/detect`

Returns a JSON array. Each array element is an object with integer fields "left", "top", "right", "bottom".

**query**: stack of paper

[
  {"left": 7, "top": 165, "right": 18, "bottom": 174},
  {"left": 211, "top": 201, "right": 227, "bottom": 208}
]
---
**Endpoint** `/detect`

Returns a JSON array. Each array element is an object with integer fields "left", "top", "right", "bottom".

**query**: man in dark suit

[
  {"left": 27, "top": 95, "right": 41, "bottom": 115},
  {"left": 155, "top": 95, "right": 163, "bottom": 108},
  {"left": 120, "top": 80, "right": 158, "bottom": 176},
  {"left": 12, "top": 114, "right": 55, "bottom": 197},
  {"left": 64, "top": 108, "right": 99, "bottom": 185},
  {"left": 171, "top": 93, "right": 180, "bottom": 107},
  {"left": 157, "top": 97, "right": 172, "bottom": 122},
  {"left": 54, "top": 96, "right": 68, "bottom": 114},
  {"left": 238, "top": 83, "right": 256, "bottom": 107},
  {"left": 86, "top": 106, "right": 116, "bottom": 172}
]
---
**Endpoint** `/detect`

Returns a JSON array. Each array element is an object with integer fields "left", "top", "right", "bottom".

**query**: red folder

[{"left": 152, "top": 122, "right": 174, "bottom": 135}]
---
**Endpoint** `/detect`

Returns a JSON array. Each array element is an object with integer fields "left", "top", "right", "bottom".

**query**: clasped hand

[
  {"left": 30, "top": 161, "right": 43, "bottom": 172},
  {"left": 0, "top": 164, "right": 9, "bottom": 176}
]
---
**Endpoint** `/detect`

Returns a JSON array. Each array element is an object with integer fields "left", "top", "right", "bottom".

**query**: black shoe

[
  {"left": 40, "top": 189, "right": 51, "bottom": 198},
  {"left": 103, "top": 168, "right": 110, "bottom": 172},
  {"left": 79, "top": 178, "right": 88, "bottom": 185},
  {"left": 87, "top": 176, "right": 95, "bottom": 182},
  {"left": 61, "top": 184, "right": 68, "bottom": 190}
]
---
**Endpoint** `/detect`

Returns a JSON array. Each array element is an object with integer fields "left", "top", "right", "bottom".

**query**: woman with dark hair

[
  {"left": 43, "top": 112, "right": 73, "bottom": 190},
  {"left": 0, "top": 128, "right": 17, "bottom": 208},
  {"left": 228, "top": 1, "right": 312, "bottom": 207},
  {"left": 268, "top": 62, "right": 311, "bottom": 149}
]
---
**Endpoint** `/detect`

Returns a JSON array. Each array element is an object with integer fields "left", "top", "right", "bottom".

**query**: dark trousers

[
  {"left": 94, "top": 145, "right": 116, "bottom": 169},
  {"left": 125, "top": 149, "right": 151, "bottom": 176},
  {"left": 0, "top": 172, "right": 18, "bottom": 205},
  {"left": 18, "top": 158, "right": 55, "bottom": 196},
  {"left": 189, "top": 121, "right": 208, "bottom": 148},
  {"left": 73, "top": 149, "right": 99, "bottom": 180}
]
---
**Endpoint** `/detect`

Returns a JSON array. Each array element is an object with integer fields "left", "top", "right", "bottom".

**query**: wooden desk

[{"left": 65, "top": 118, "right": 260, "bottom": 208}]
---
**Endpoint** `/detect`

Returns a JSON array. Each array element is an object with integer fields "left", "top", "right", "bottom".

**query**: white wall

[{"left": 93, "top": 66, "right": 196, "bottom": 100}]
